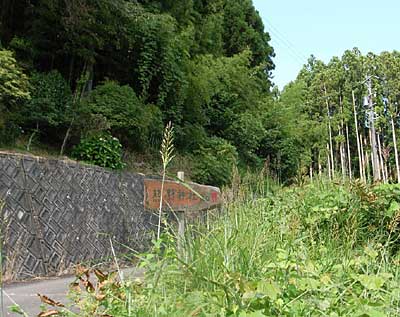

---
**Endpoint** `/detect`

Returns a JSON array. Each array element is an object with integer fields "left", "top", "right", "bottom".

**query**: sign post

[
  {"left": 144, "top": 179, "right": 221, "bottom": 212},
  {"left": 176, "top": 172, "right": 185, "bottom": 258},
  {"left": 144, "top": 175, "right": 221, "bottom": 258}
]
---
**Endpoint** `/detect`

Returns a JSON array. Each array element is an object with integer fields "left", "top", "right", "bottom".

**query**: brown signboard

[{"left": 144, "top": 179, "right": 221, "bottom": 211}]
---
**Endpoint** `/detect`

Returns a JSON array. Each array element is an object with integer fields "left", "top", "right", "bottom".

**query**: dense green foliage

[
  {"left": 0, "top": 49, "right": 30, "bottom": 144},
  {"left": 80, "top": 81, "right": 162, "bottom": 150},
  {"left": 38, "top": 178, "right": 400, "bottom": 316},
  {"left": 276, "top": 49, "right": 400, "bottom": 184},
  {"left": 4, "top": 1, "right": 400, "bottom": 315},
  {"left": 0, "top": 0, "right": 277, "bottom": 182},
  {"left": 22, "top": 71, "right": 73, "bottom": 130},
  {"left": 72, "top": 132, "right": 125, "bottom": 169},
  {"left": 0, "top": 49, "right": 30, "bottom": 106},
  {"left": 192, "top": 137, "right": 238, "bottom": 187},
  {"left": 3, "top": 1, "right": 400, "bottom": 184}
]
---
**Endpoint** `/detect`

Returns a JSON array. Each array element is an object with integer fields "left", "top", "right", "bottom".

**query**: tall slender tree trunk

[
  {"left": 352, "top": 91, "right": 363, "bottom": 181},
  {"left": 360, "top": 133, "right": 367, "bottom": 181},
  {"left": 329, "top": 122, "right": 335, "bottom": 179},
  {"left": 377, "top": 132, "right": 386, "bottom": 183},
  {"left": 391, "top": 115, "right": 400, "bottom": 183},
  {"left": 60, "top": 124, "right": 72, "bottom": 156},
  {"left": 369, "top": 127, "right": 381, "bottom": 181},
  {"left": 309, "top": 149, "right": 313, "bottom": 181},
  {"left": 364, "top": 133, "right": 370, "bottom": 181},
  {"left": 27, "top": 122, "right": 39, "bottom": 151},
  {"left": 339, "top": 125, "right": 346, "bottom": 180},
  {"left": 60, "top": 61, "right": 92, "bottom": 156},
  {"left": 367, "top": 77, "right": 380, "bottom": 181},
  {"left": 324, "top": 84, "right": 335, "bottom": 179},
  {"left": 339, "top": 94, "right": 346, "bottom": 180},
  {"left": 327, "top": 143, "right": 332, "bottom": 180},
  {"left": 346, "top": 123, "right": 352, "bottom": 180},
  {"left": 318, "top": 151, "right": 322, "bottom": 176}
]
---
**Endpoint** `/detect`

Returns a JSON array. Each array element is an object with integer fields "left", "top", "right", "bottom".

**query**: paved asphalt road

[{"left": 1, "top": 268, "right": 143, "bottom": 317}]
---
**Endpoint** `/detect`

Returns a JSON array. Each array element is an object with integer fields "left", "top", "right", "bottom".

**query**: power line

[
  {"left": 265, "top": 19, "right": 309, "bottom": 61},
  {"left": 268, "top": 29, "right": 305, "bottom": 67},
  {"left": 264, "top": 19, "right": 309, "bottom": 62}
]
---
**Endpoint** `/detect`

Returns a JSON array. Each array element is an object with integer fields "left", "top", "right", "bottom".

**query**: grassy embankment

[{"left": 36, "top": 174, "right": 400, "bottom": 316}]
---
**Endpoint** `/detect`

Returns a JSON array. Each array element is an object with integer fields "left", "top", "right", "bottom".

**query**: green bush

[
  {"left": 0, "top": 121, "right": 22, "bottom": 146},
  {"left": 0, "top": 49, "right": 30, "bottom": 145},
  {"left": 81, "top": 81, "right": 163, "bottom": 150},
  {"left": 0, "top": 49, "right": 30, "bottom": 107},
  {"left": 175, "top": 123, "right": 208, "bottom": 152},
  {"left": 192, "top": 137, "right": 238, "bottom": 186},
  {"left": 23, "top": 71, "right": 72, "bottom": 129},
  {"left": 226, "top": 111, "right": 266, "bottom": 159},
  {"left": 72, "top": 132, "right": 125, "bottom": 169},
  {"left": 14, "top": 71, "right": 73, "bottom": 150}
]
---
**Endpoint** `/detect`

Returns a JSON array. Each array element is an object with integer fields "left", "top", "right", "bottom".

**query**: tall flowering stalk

[{"left": 157, "top": 122, "right": 175, "bottom": 240}]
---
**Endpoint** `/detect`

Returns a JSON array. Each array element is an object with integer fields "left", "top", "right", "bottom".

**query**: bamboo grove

[
  {"left": 3, "top": 0, "right": 400, "bottom": 186},
  {"left": 282, "top": 48, "right": 400, "bottom": 183}
]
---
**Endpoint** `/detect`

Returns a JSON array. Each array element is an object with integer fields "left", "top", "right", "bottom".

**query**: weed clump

[{"left": 37, "top": 178, "right": 400, "bottom": 316}]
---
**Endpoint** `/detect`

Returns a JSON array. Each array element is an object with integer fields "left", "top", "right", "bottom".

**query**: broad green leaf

[
  {"left": 386, "top": 201, "right": 400, "bottom": 217},
  {"left": 257, "top": 281, "right": 281, "bottom": 300},
  {"left": 364, "top": 246, "right": 378, "bottom": 259},
  {"left": 298, "top": 277, "right": 321, "bottom": 291},
  {"left": 356, "top": 274, "right": 390, "bottom": 290}
]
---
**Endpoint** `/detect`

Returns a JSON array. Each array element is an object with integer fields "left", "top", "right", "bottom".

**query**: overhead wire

[
  {"left": 259, "top": 17, "right": 310, "bottom": 86},
  {"left": 265, "top": 19, "right": 309, "bottom": 61},
  {"left": 263, "top": 18, "right": 309, "bottom": 70},
  {"left": 268, "top": 29, "right": 305, "bottom": 66}
]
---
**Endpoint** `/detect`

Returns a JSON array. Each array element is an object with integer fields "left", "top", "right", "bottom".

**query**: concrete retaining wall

[{"left": 0, "top": 152, "right": 157, "bottom": 281}]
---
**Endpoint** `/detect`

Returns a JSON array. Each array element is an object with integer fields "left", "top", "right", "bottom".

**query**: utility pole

[{"left": 366, "top": 76, "right": 381, "bottom": 182}]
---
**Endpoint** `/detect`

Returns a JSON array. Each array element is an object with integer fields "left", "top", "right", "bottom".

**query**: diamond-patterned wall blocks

[{"left": 0, "top": 152, "right": 154, "bottom": 282}]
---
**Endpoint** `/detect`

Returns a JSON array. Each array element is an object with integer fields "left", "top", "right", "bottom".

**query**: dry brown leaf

[
  {"left": 82, "top": 279, "right": 95, "bottom": 292},
  {"left": 94, "top": 269, "right": 107, "bottom": 282},
  {"left": 37, "top": 294, "right": 65, "bottom": 307},
  {"left": 75, "top": 264, "right": 90, "bottom": 278},
  {"left": 98, "top": 280, "right": 108, "bottom": 290},
  {"left": 37, "top": 310, "right": 60, "bottom": 317},
  {"left": 95, "top": 294, "right": 106, "bottom": 301}
]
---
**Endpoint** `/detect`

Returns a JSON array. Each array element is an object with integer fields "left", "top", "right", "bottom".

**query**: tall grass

[
  {"left": 137, "top": 178, "right": 399, "bottom": 316},
  {"left": 157, "top": 122, "right": 175, "bottom": 240},
  {"left": 39, "top": 175, "right": 400, "bottom": 316}
]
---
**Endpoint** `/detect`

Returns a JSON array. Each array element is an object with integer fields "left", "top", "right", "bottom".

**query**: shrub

[
  {"left": 0, "top": 49, "right": 30, "bottom": 107},
  {"left": 39, "top": 179, "right": 400, "bottom": 317},
  {"left": 0, "top": 121, "right": 22, "bottom": 146},
  {"left": 81, "top": 81, "right": 163, "bottom": 150},
  {"left": 22, "top": 71, "right": 72, "bottom": 129},
  {"left": 175, "top": 123, "right": 208, "bottom": 152},
  {"left": 226, "top": 111, "right": 266, "bottom": 159},
  {"left": 0, "top": 49, "right": 30, "bottom": 145},
  {"left": 72, "top": 132, "right": 125, "bottom": 169},
  {"left": 192, "top": 137, "right": 238, "bottom": 186}
]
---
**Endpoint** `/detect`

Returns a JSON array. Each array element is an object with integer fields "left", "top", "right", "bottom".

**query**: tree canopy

[{"left": 0, "top": 0, "right": 279, "bottom": 185}]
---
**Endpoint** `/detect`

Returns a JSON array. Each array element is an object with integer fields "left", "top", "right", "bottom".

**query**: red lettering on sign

[
  {"left": 211, "top": 192, "right": 218, "bottom": 203},
  {"left": 144, "top": 179, "right": 221, "bottom": 211}
]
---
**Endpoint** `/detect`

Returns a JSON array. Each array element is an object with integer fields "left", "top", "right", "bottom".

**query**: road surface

[{"left": 1, "top": 268, "right": 143, "bottom": 317}]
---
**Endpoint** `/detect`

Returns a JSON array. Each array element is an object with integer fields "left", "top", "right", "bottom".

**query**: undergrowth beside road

[{"left": 38, "top": 177, "right": 400, "bottom": 316}]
